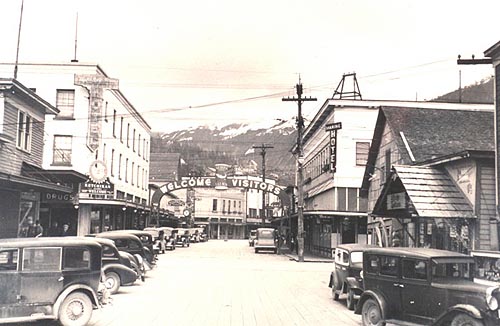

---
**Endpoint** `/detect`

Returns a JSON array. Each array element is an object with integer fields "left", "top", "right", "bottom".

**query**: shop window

[
  {"left": 56, "top": 89, "right": 75, "bottom": 119},
  {"left": 53, "top": 135, "right": 72, "bottom": 165},
  {"left": 337, "top": 187, "right": 347, "bottom": 211}
]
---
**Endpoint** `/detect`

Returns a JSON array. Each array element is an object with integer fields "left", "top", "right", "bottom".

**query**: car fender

[
  {"left": 53, "top": 284, "right": 100, "bottom": 317},
  {"left": 328, "top": 272, "right": 334, "bottom": 288},
  {"left": 354, "top": 290, "right": 387, "bottom": 319},
  {"left": 103, "top": 263, "right": 138, "bottom": 285},
  {"left": 345, "top": 277, "right": 363, "bottom": 294},
  {"left": 434, "top": 304, "right": 483, "bottom": 324}
]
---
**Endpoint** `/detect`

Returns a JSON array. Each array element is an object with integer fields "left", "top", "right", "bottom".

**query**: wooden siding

[
  {"left": 478, "top": 164, "right": 496, "bottom": 250},
  {"left": 367, "top": 122, "right": 406, "bottom": 211},
  {"left": 0, "top": 102, "right": 45, "bottom": 176}
]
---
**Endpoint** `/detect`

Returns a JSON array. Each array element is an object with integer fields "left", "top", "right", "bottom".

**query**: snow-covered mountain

[{"left": 151, "top": 120, "right": 298, "bottom": 185}]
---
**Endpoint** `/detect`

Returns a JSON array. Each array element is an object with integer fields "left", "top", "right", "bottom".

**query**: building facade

[
  {"left": 0, "top": 78, "right": 74, "bottom": 238},
  {"left": 361, "top": 103, "right": 495, "bottom": 254},
  {"left": 300, "top": 99, "right": 380, "bottom": 257},
  {"left": 0, "top": 62, "right": 152, "bottom": 236}
]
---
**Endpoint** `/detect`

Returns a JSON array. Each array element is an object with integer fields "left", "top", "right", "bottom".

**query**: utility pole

[
  {"left": 14, "top": 0, "right": 25, "bottom": 79},
  {"left": 253, "top": 144, "right": 274, "bottom": 225},
  {"left": 282, "top": 78, "right": 316, "bottom": 262}
]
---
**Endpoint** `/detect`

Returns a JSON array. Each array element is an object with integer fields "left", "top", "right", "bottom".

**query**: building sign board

[
  {"left": 81, "top": 177, "right": 114, "bottom": 196},
  {"left": 325, "top": 122, "right": 342, "bottom": 173},
  {"left": 387, "top": 192, "right": 406, "bottom": 210},
  {"left": 74, "top": 74, "right": 119, "bottom": 152}
]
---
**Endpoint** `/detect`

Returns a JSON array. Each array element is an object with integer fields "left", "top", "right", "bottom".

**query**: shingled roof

[
  {"left": 382, "top": 106, "right": 494, "bottom": 163},
  {"left": 373, "top": 165, "right": 475, "bottom": 219}
]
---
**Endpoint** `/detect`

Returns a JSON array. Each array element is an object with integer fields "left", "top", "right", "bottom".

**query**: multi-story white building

[
  {"left": 0, "top": 62, "right": 151, "bottom": 236},
  {"left": 301, "top": 98, "right": 379, "bottom": 257}
]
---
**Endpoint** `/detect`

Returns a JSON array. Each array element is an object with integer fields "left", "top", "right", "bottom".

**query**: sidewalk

[{"left": 279, "top": 247, "right": 334, "bottom": 263}]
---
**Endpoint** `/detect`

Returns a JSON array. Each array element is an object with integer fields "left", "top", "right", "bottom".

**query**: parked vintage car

[
  {"left": 355, "top": 247, "right": 500, "bottom": 326},
  {"left": 254, "top": 228, "right": 277, "bottom": 253},
  {"left": 328, "top": 243, "right": 377, "bottom": 310},
  {"left": 94, "top": 232, "right": 156, "bottom": 270},
  {"left": 144, "top": 226, "right": 175, "bottom": 253},
  {"left": 158, "top": 227, "right": 176, "bottom": 250},
  {"left": 0, "top": 237, "right": 110, "bottom": 326},
  {"left": 89, "top": 237, "right": 140, "bottom": 294},
  {"left": 173, "top": 228, "right": 190, "bottom": 247},
  {"left": 248, "top": 230, "right": 257, "bottom": 247}
]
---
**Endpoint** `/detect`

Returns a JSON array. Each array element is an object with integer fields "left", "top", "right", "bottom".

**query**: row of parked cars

[
  {"left": 329, "top": 244, "right": 500, "bottom": 326},
  {"left": 0, "top": 226, "right": 208, "bottom": 326}
]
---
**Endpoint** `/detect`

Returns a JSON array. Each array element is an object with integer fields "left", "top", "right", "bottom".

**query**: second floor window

[
  {"left": 356, "top": 142, "right": 370, "bottom": 166},
  {"left": 56, "top": 90, "right": 75, "bottom": 119},
  {"left": 17, "top": 111, "right": 31, "bottom": 152},
  {"left": 212, "top": 199, "right": 218, "bottom": 212},
  {"left": 53, "top": 135, "right": 72, "bottom": 165}
]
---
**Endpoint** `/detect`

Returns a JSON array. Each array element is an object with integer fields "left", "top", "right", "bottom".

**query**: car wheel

[
  {"left": 58, "top": 292, "right": 93, "bottom": 326},
  {"left": 104, "top": 271, "right": 121, "bottom": 294},
  {"left": 346, "top": 287, "right": 356, "bottom": 310},
  {"left": 451, "top": 313, "right": 484, "bottom": 326},
  {"left": 255, "top": 248, "right": 259, "bottom": 253},
  {"left": 361, "top": 298, "right": 385, "bottom": 326},
  {"left": 332, "top": 286, "right": 340, "bottom": 301}
]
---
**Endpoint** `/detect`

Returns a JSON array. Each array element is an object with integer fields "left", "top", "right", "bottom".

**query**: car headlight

[
  {"left": 360, "top": 270, "right": 364, "bottom": 279},
  {"left": 486, "top": 287, "right": 499, "bottom": 310}
]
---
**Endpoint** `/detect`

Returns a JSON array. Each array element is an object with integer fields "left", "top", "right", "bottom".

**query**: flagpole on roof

[{"left": 14, "top": 0, "right": 25, "bottom": 79}]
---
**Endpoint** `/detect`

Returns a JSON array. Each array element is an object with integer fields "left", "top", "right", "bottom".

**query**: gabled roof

[
  {"left": 362, "top": 105, "right": 494, "bottom": 191},
  {"left": 149, "top": 153, "right": 181, "bottom": 182},
  {"left": 373, "top": 165, "right": 474, "bottom": 219},
  {"left": 382, "top": 107, "right": 494, "bottom": 163}
]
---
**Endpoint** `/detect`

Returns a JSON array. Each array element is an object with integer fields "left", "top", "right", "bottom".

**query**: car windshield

[
  {"left": 432, "top": 261, "right": 472, "bottom": 281},
  {"left": 350, "top": 251, "right": 363, "bottom": 264}
]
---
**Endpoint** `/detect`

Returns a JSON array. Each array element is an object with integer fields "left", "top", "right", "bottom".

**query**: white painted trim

[{"left": 400, "top": 131, "right": 415, "bottom": 162}]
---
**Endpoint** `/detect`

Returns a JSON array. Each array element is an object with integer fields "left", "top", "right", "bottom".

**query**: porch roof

[{"left": 374, "top": 165, "right": 475, "bottom": 219}]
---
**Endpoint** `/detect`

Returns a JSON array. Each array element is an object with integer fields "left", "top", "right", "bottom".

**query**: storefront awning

[
  {"left": 304, "top": 210, "right": 367, "bottom": 218},
  {"left": 373, "top": 165, "right": 475, "bottom": 219},
  {"left": 0, "top": 171, "right": 73, "bottom": 193}
]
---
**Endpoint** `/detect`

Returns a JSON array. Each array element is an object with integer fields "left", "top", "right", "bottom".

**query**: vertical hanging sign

[
  {"left": 74, "top": 74, "right": 119, "bottom": 152},
  {"left": 325, "top": 122, "right": 342, "bottom": 173}
]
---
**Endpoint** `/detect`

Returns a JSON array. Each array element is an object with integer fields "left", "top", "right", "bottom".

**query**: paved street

[{"left": 86, "top": 239, "right": 361, "bottom": 326}]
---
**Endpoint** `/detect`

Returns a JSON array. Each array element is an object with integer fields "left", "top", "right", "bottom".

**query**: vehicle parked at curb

[
  {"left": 173, "top": 228, "right": 190, "bottom": 247},
  {"left": 0, "top": 237, "right": 110, "bottom": 326},
  {"left": 328, "top": 243, "right": 377, "bottom": 310},
  {"left": 158, "top": 227, "right": 176, "bottom": 250},
  {"left": 254, "top": 228, "right": 277, "bottom": 253},
  {"left": 143, "top": 227, "right": 167, "bottom": 254},
  {"left": 89, "top": 237, "right": 140, "bottom": 294},
  {"left": 355, "top": 247, "right": 500, "bottom": 326},
  {"left": 94, "top": 232, "right": 156, "bottom": 270}
]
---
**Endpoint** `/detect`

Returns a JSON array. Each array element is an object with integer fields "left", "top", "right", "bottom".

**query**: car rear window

[
  {"left": 23, "top": 248, "right": 61, "bottom": 271},
  {"left": 0, "top": 249, "right": 18, "bottom": 271}
]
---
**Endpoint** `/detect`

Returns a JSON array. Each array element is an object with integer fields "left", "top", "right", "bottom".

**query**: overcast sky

[{"left": 0, "top": 0, "right": 497, "bottom": 132}]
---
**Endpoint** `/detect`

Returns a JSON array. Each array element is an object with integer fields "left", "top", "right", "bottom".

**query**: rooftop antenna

[
  {"left": 332, "top": 72, "right": 362, "bottom": 100},
  {"left": 13, "top": 0, "right": 25, "bottom": 79},
  {"left": 71, "top": 12, "right": 79, "bottom": 62}
]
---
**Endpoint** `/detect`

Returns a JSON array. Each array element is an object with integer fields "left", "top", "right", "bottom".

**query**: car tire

[
  {"left": 58, "top": 292, "right": 93, "bottom": 326},
  {"left": 332, "top": 287, "right": 340, "bottom": 301},
  {"left": 361, "top": 298, "right": 385, "bottom": 326},
  {"left": 451, "top": 313, "right": 484, "bottom": 326},
  {"left": 346, "top": 287, "right": 356, "bottom": 310},
  {"left": 105, "top": 271, "right": 121, "bottom": 294},
  {"left": 255, "top": 248, "right": 259, "bottom": 253}
]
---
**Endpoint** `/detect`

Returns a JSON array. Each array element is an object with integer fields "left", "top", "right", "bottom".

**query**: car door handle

[{"left": 58, "top": 276, "right": 64, "bottom": 282}]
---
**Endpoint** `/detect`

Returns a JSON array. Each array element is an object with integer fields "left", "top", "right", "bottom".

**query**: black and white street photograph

[{"left": 1, "top": 1, "right": 500, "bottom": 325}]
